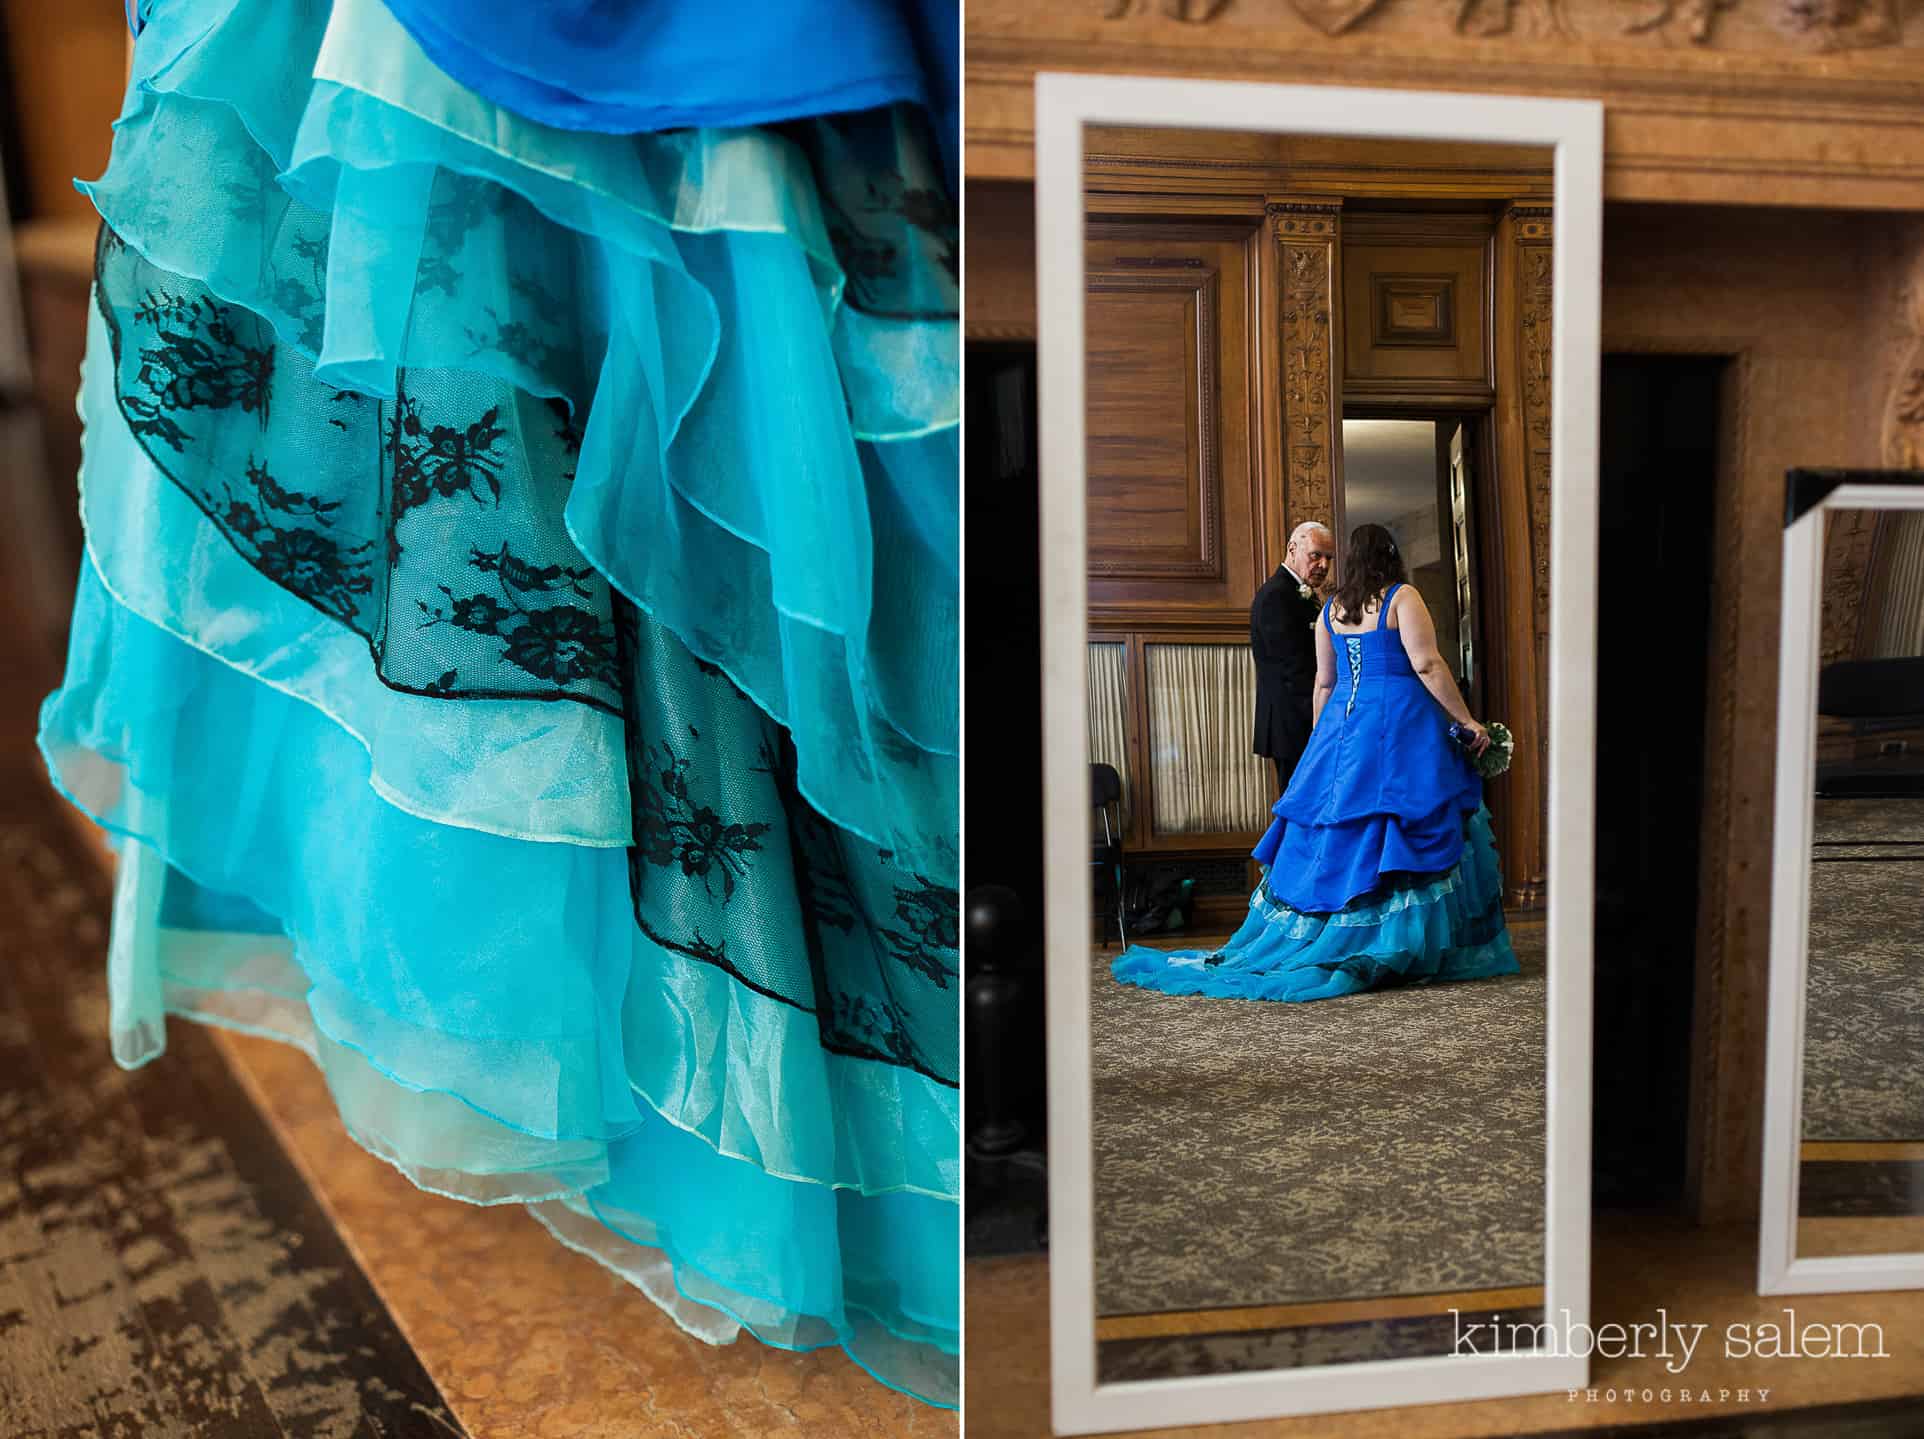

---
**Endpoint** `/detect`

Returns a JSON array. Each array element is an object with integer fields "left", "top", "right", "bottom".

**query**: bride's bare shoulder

[{"left": 1388, "top": 583, "right": 1429, "bottom": 628}]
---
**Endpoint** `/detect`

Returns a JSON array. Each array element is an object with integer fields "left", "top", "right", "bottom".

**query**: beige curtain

[
  {"left": 1869, "top": 512, "right": 1924, "bottom": 659},
  {"left": 1145, "top": 643, "right": 1272, "bottom": 835},
  {"left": 1087, "top": 643, "right": 1132, "bottom": 827}
]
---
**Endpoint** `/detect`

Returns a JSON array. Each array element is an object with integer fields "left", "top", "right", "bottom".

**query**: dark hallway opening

[
  {"left": 1592, "top": 353, "right": 1725, "bottom": 1210},
  {"left": 962, "top": 343, "right": 1050, "bottom": 1257}
]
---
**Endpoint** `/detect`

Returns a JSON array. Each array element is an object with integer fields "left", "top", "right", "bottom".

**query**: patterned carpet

[
  {"left": 1803, "top": 796, "right": 1924, "bottom": 1143},
  {"left": 1090, "top": 921, "right": 1546, "bottom": 1316}
]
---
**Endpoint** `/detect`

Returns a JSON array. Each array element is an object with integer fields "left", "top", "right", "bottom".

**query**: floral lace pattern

[
  {"left": 616, "top": 603, "right": 958, "bottom": 1088},
  {"left": 779, "top": 105, "right": 958, "bottom": 322},
  {"left": 220, "top": 459, "right": 373, "bottom": 625},
  {"left": 634, "top": 741, "right": 772, "bottom": 903},
  {"left": 96, "top": 226, "right": 623, "bottom": 713}
]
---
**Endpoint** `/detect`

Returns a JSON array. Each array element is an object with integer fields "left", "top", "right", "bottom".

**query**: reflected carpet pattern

[
  {"left": 1803, "top": 797, "right": 1924, "bottom": 1143},
  {"left": 1090, "top": 923, "right": 1545, "bottom": 1316}
]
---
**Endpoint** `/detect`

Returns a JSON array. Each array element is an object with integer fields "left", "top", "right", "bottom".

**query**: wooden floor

[
  {"left": 0, "top": 637, "right": 464, "bottom": 1437},
  {"left": 1093, "top": 1285, "right": 1548, "bottom": 1344},
  {"left": 967, "top": 1216, "right": 1924, "bottom": 1437},
  {"left": 989, "top": 909, "right": 1924, "bottom": 1434},
  {"left": 208, "top": 1026, "right": 957, "bottom": 1439}
]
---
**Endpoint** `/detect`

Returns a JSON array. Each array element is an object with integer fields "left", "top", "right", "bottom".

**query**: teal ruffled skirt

[
  {"left": 40, "top": 0, "right": 957, "bottom": 1405},
  {"left": 1112, "top": 806, "right": 1517, "bottom": 1003}
]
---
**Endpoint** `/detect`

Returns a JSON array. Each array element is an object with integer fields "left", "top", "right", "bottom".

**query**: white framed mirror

[
  {"left": 1035, "top": 73, "right": 1603, "bottom": 1433},
  {"left": 1759, "top": 470, "right": 1924, "bottom": 1296}
]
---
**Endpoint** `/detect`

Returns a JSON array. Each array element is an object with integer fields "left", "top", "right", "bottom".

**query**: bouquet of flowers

[{"left": 1450, "top": 720, "right": 1516, "bottom": 778}]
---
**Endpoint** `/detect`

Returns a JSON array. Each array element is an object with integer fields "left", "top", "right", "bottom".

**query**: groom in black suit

[{"left": 1251, "top": 521, "right": 1335, "bottom": 799}]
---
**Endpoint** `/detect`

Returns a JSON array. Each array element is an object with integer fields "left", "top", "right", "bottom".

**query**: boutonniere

[{"left": 1298, "top": 583, "right": 1314, "bottom": 601}]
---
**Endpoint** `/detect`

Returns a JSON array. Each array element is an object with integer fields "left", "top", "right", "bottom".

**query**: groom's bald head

[{"left": 1286, "top": 522, "right": 1334, "bottom": 587}]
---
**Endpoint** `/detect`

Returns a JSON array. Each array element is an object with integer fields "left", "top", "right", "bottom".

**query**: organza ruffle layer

[
  {"left": 1265, "top": 644, "right": 1486, "bottom": 913},
  {"left": 1253, "top": 789, "right": 1483, "bottom": 917},
  {"left": 1112, "top": 806, "right": 1518, "bottom": 1004},
  {"left": 93, "top": 0, "right": 957, "bottom": 885}
]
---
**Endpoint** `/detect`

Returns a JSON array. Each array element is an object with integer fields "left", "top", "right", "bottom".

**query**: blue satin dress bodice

[
  {"left": 379, "top": 0, "right": 958, "bottom": 188},
  {"left": 129, "top": 1, "right": 960, "bottom": 190},
  {"left": 1261, "top": 585, "right": 1488, "bottom": 913}
]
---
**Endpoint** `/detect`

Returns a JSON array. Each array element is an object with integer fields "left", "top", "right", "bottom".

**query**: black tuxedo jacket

[{"left": 1250, "top": 566, "right": 1320, "bottom": 782}]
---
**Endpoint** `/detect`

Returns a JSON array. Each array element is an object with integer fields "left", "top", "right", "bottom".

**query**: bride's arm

[
  {"left": 1310, "top": 619, "right": 1336, "bottom": 727},
  {"left": 1395, "top": 588, "right": 1488, "bottom": 752}
]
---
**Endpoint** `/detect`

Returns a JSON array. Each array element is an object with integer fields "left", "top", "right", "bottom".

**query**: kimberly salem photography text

[{"left": 1451, "top": 1309, "right": 1890, "bottom": 1373}]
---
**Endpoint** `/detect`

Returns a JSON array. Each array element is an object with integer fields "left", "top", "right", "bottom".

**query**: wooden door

[
  {"left": 1447, "top": 421, "right": 1479, "bottom": 710},
  {"left": 1085, "top": 221, "right": 1259, "bottom": 618}
]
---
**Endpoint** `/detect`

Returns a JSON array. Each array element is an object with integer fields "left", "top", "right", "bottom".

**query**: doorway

[
  {"left": 1340, "top": 414, "right": 1488, "bottom": 714},
  {"left": 1592, "top": 354, "right": 1724, "bottom": 1210}
]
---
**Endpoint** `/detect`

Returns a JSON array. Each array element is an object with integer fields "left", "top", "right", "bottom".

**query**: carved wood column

[
  {"left": 1819, "top": 510, "right": 1884, "bottom": 664},
  {"left": 1492, "top": 203, "right": 1551, "bottom": 908},
  {"left": 1818, "top": 227, "right": 1919, "bottom": 663},
  {"left": 1267, "top": 200, "right": 1344, "bottom": 560},
  {"left": 1883, "top": 233, "right": 1924, "bottom": 470}
]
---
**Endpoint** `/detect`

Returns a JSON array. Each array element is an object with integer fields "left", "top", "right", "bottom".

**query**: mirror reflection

[
  {"left": 1797, "top": 504, "right": 1924, "bottom": 1260},
  {"left": 1082, "top": 123, "right": 1551, "bottom": 1383}
]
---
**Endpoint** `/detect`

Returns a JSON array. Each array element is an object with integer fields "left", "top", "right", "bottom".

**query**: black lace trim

[
  {"left": 778, "top": 105, "right": 958, "bottom": 324},
  {"left": 94, "top": 225, "right": 623, "bottom": 715},
  {"left": 615, "top": 600, "right": 957, "bottom": 1088}
]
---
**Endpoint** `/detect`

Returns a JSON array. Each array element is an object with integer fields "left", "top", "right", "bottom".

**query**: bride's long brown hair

[{"left": 1331, "top": 523, "right": 1409, "bottom": 626}]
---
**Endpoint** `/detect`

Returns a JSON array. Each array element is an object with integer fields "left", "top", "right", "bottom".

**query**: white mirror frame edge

[
  {"left": 1035, "top": 72, "right": 1603, "bottom": 1435},
  {"left": 1758, "top": 477, "right": 1924, "bottom": 1297}
]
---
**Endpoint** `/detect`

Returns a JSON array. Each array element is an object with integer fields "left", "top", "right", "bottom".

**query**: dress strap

[
  {"left": 1377, "top": 583, "right": 1403, "bottom": 629},
  {"left": 1321, "top": 597, "right": 1334, "bottom": 634}
]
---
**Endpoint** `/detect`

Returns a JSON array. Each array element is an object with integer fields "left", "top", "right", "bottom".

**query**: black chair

[
  {"left": 1816, "top": 657, "right": 1924, "bottom": 799},
  {"left": 1090, "top": 763, "right": 1127, "bottom": 946}
]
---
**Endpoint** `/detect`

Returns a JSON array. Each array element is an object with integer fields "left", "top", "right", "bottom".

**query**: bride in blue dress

[{"left": 1114, "top": 523, "right": 1518, "bottom": 1002}]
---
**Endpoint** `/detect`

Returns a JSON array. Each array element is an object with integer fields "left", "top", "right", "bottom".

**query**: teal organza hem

[
  {"left": 88, "top": 0, "right": 956, "bottom": 886},
  {"left": 86, "top": 855, "right": 956, "bottom": 1405},
  {"left": 1113, "top": 805, "right": 1518, "bottom": 1003},
  {"left": 527, "top": 1193, "right": 958, "bottom": 1409}
]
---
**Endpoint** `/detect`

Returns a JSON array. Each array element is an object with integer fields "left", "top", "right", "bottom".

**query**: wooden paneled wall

[
  {"left": 1086, "top": 220, "right": 1257, "bottom": 609},
  {"left": 2, "top": 0, "right": 126, "bottom": 222},
  {"left": 1070, "top": 130, "right": 1554, "bottom": 907},
  {"left": 1084, "top": 206, "right": 1269, "bottom": 882},
  {"left": 1342, "top": 213, "right": 1493, "bottom": 399}
]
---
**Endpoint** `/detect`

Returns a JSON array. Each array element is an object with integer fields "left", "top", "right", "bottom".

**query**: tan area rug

[
  {"left": 1091, "top": 922, "right": 1546, "bottom": 1316},
  {"left": 1803, "top": 796, "right": 1924, "bottom": 1142}
]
